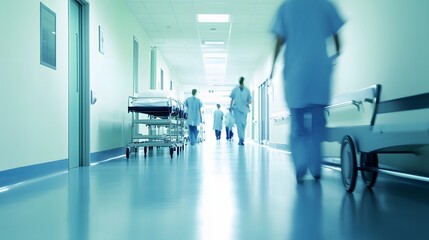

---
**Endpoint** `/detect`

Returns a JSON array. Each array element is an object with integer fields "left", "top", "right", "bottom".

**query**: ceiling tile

[
  {"left": 143, "top": 3, "right": 174, "bottom": 14},
  {"left": 124, "top": 0, "right": 282, "bottom": 87},
  {"left": 253, "top": 3, "right": 280, "bottom": 15},
  {"left": 193, "top": 3, "right": 233, "bottom": 14},
  {"left": 171, "top": 3, "right": 194, "bottom": 14},
  {"left": 126, "top": 2, "right": 148, "bottom": 14},
  {"left": 231, "top": 3, "right": 255, "bottom": 14},
  {"left": 135, "top": 13, "right": 153, "bottom": 23},
  {"left": 150, "top": 14, "right": 177, "bottom": 24},
  {"left": 175, "top": 14, "right": 197, "bottom": 24}
]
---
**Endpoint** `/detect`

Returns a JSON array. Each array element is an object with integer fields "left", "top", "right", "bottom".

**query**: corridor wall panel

[
  {"left": 0, "top": 0, "right": 68, "bottom": 171},
  {"left": 249, "top": 0, "right": 429, "bottom": 174}
]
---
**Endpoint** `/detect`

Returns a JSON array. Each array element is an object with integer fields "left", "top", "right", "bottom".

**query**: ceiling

[{"left": 124, "top": 0, "right": 283, "bottom": 101}]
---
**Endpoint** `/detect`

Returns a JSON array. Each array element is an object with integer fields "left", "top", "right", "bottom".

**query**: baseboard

[
  {"left": 90, "top": 147, "right": 125, "bottom": 163},
  {"left": 0, "top": 147, "right": 125, "bottom": 189},
  {"left": 0, "top": 159, "right": 68, "bottom": 188},
  {"left": 269, "top": 143, "right": 290, "bottom": 152}
]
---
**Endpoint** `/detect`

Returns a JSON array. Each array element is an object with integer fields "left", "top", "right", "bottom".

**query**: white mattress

[{"left": 130, "top": 98, "right": 172, "bottom": 107}]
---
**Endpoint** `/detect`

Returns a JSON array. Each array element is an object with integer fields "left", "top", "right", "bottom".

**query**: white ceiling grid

[{"left": 125, "top": 0, "right": 283, "bottom": 91}]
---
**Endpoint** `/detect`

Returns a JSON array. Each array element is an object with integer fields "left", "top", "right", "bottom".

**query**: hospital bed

[
  {"left": 323, "top": 84, "right": 429, "bottom": 192},
  {"left": 270, "top": 84, "right": 429, "bottom": 192},
  {"left": 126, "top": 90, "right": 186, "bottom": 159}
]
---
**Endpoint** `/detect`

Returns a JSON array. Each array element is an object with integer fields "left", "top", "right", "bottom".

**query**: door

[
  {"left": 258, "top": 80, "right": 270, "bottom": 145},
  {"left": 133, "top": 37, "right": 139, "bottom": 95},
  {"left": 68, "top": 0, "right": 82, "bottom": 169}
]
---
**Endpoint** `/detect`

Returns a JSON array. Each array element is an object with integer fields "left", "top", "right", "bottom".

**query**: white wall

[
  {"left": 88, "top": 0, "right": 152, "bottom": 153},
  {"left": 332, "top": 0, "right": 429, "bottom": 100},
  {"left": 89, "top": 0, "right": 182, "bottom": 153},
  {"left": 249, "top": 0, "right": 429, "bottom": 173},
  {"left": 0, "top": 0, "right": 69, "bottom": 171},
  {"left": 0, "top": 0, "right": 181, "bottom": 171}
]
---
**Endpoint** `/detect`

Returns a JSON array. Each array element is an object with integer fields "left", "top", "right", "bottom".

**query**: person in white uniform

[
  {"left": 230, "top": 77, "right": 252, "bottom": 145},
  {"left": 213, "top": 104, "right": 224, "bottom": 140},
  {"left": 184, "top": 89, "right": 203, "bottom": 145},
  {"left": 224, "top": 108, "right": 235, "bottom": 141},
  {"left": 270, "top": 0, "right": 344, "bottom": 182}
]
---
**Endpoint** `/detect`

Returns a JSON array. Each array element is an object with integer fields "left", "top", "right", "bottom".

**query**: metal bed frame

[
  {"left": 126, "top": 96, "right": 186, "bottom": 159},
  {"left": 270, "top": 84, "right": 429, "bottom": 192},
  {"left": 324, "top": 84, "right": 429, "bottom": 192}
]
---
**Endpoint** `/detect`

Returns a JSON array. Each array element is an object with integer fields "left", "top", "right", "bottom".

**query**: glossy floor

[{"left": 1, "top": 141, "right": 428, "bottom": 240}]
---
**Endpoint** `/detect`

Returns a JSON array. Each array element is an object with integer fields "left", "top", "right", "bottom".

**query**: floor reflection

[
  {"left": 68, "top": 168, "right": 90, "bottom": 240},
  {"left": 1, "top": 141, "right": 429, "bottom": 240},
  {"left": 289, "top": 182, "right": 322, "bottom": 240}
]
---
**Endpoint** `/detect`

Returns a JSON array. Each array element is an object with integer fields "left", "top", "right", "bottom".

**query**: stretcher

[
  {"left": 126, "top": 90, "right": 186, "bottom": 159},
  {"left": 324, "top": 85, "right": 429, "bottom": 192}
]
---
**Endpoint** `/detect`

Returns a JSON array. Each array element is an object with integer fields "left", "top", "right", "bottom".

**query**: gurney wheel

[
  {"left": 144, "top": 147, "right": 147, "bottom": 156},
  {"left": 126, "top": 147, "right": 130, "bottom": 159},
  {"left": 177, "top": 146, "right": 180, "bottom": 155},
  {"left": 360, "top": 152, "right": 378, "bottom": 188},
  {"left": 341, "top": 135, "right": 358, "bottom": 193}
]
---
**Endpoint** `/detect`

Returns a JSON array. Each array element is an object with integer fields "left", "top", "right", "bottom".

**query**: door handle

[{"left": 76, "top": 33, "right": 79, "bottom": 92}]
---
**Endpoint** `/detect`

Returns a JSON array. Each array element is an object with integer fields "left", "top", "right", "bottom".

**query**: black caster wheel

[
  {"left": 144, "top": 146, "right": 147, "bottom": 156},
  {"left": 361, "top": 152, "right": 378, "bottom": 188},
  {"left": 341, "top": 135, "right": 358, "bottom": 193}
]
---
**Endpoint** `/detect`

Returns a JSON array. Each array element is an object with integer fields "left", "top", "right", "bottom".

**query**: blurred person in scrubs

[
  {"left": 270, "top": 0, "right": 344, "bottom": 182},
  {"left": 184, "top": 89, "right": 203, "bottom": 145},
  {"left": 230, "top": 77, "right": 252, "bottom": 145},
  {"left": 225, "top": 108, "right": 235, "bottom": 141},
  {"left": 213, "top": 104, "right": 224, "bottom": 140}
]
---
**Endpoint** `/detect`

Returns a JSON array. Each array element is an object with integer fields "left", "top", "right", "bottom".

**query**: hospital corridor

[
  {"left": 1, "top": 0, "right": 429, "bottom": 240},
  {"left": 1, "top": 141, "right": 429, "bottom": 240}
]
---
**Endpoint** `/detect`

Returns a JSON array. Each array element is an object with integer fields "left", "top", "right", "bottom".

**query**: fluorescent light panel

[
  {"left": 197, "top": 14, "right": 230, "bottom": 23},
  {"left": 203, "top": 41, "right": 225, "bottom": 45}
]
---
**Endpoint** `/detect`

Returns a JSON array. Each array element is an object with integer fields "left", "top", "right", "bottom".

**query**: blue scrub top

[
  {"left": 184, "top": 96, "right": 202, "bottom": 126},
  {"left": 271, "top": 0, "right": 344, "bottom": 108},
  {"left": 230, "top": 86, "right": 252, "bottom": 114}
]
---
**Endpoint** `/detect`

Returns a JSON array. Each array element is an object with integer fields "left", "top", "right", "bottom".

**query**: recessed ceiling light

[
  {"left": 203, "top": 41, "right": 225, "bottom": 45},
  {"left": 197, "top": 14, "right": 230, "bottom": 23}
]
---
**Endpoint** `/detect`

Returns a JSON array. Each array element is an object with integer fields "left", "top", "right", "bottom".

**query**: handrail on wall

[{"left": 269, "top": 85, "right": 381, "bottom": 123}]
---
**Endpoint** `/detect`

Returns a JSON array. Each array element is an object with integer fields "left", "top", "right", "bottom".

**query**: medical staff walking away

[
  {"left": 230, "top": 77, "right": 252, "bottom": 145},
  {"left": 270, "top": 0, "right": 344, "bottom": 182},
  {"left": 184, "top": 89, "right": 203, "bottom": 145},
  {"left": 225, "top": 108, "right": 235, "bottom": 141},
  {"left": 213, "top": 104, "right": 224, "bottom": 140}
]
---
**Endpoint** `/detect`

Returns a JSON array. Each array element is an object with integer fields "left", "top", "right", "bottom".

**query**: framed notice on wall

[{"left": 98, "top": 25, "right": 105, "bottom": 54}]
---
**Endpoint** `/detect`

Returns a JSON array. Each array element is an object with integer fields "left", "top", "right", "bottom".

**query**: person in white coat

[
  {"left": 213, "top": 104, "right": 224, "bottom": 140},
  {"left": 270, "top": 0, "right": 344, "bottom": 182},
  {"left": 184, "top": 89, "right": 203, "bottom": 145},
  {"left": 224, "top": 108, "right": 235, "bottom": 141},
  {"left": 230, "top": 77, "right": 252, "bottom": 145}
]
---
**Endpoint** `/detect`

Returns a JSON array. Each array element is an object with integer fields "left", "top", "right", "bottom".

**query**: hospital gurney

[
  {"left": 324, "top": 84, "right": 429, "bottom": 192},
  {"left": 125, "top": 91, "right": 186, "bottom": 159}
]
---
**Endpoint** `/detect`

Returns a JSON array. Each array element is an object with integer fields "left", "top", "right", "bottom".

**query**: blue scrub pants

[
  {"left": 225, "top": 127, "right": 233, "bottom": 140},
  {"left": 188, "top": 125, "right": 198, "bottom": 145},
  {"left": 290, "top": 105, "right": 326, "bottom": 180},
  {"left": 234, "top": 111, "right": 247, "bottom": 144}
]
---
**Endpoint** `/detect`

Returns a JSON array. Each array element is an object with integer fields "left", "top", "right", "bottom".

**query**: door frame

[{"left": 69, "top": 0, "right": 90, "bottom": 168}]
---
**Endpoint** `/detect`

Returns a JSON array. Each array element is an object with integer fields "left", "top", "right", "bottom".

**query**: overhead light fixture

[
  {"left": 197, "top": 14, "right": 230, "bottom": 23},
  {"left": 203, "top": 41, "right": 225, "bottom": 45}
]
